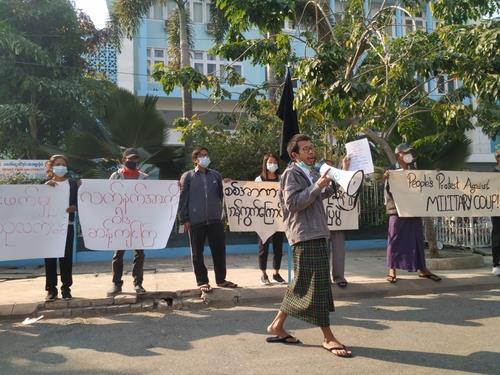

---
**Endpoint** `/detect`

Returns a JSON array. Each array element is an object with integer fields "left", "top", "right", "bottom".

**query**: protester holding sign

[
  {"left": 266, "top": 134, "right": 352, "bottom": 358},
  {"left": 108, "top": 148, "right": 149, "bottom": 296},
  {"left": 384, "top": 143, "right": 441, "bottom": 283},
  {"left": 255, "top": 153, "right": 286, "bottom": 285},
  {"left": 492, "top": 149, "right": 500, "bottom": 276},
  {"left": 179, "top": 147, "right": 237, "bottom": 293},
  {"left": 324, "top": 159, "right": 349, "bottom": 288},
  {"left": 44, "top": 155, "right": 79, "bottom": 301}
]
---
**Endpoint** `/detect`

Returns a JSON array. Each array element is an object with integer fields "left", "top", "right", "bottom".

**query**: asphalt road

[{"left": 1, "top": 289, "right": 499, "bottom": 375}]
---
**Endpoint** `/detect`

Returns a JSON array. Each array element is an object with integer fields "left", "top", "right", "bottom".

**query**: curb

[{"left": 1, "top": 275, "right": 498, "bottom": 321}]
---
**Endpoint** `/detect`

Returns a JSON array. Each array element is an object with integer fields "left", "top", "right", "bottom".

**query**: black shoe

[
  {"left": 107, "top": 284, "right": 122, "bottom": 296},
  {"left": 61, "top": 289, "right": 72, "bottom": 300},
  {"left": 134, "top": 284, "right": 146, "bottom": 294},
  {"left": 272, "top": 273, "right": 286, "bottom": 284},
  {"left": 45, "top": 290, "right": 57, "bottom": 302}
]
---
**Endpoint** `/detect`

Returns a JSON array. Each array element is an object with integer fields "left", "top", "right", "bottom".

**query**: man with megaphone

[{"left": 265, "top": 134, "right": 352, "bottom": 358}]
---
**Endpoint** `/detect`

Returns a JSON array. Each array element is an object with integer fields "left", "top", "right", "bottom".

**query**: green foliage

[
  {"left": 0, "top": 0, "right": 112, "bottom": 158},
  {"left": 41, "top": 88, "right": 182, "bottom": 178},
  {"left": 0, "top": 174, "right": 44, "bottom": 185},
  {"left": 431, "top": 0, "right": 500, "bottom": 24},
  {"left": 176, "top": 100, "right": 283, "bottom": 179}
]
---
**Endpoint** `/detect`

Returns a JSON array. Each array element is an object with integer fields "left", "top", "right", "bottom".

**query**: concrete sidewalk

[{"left": 0, "top": 249, "right": 497, "bottom": 320}]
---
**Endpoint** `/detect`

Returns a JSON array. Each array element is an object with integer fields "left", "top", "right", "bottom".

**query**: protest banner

[
  {"left": 223, "top": 181, "right": 359, "bottom": 241},
  {"left": 0, "top": 184, "right": 70, "bottom": 261},
  {"left": 389, "top": 170, "right": 500, "bottom": 217},
  {"left": 223, "top": 181, "right": 285, "bottom": 242},
  {"left": 78, "top": 179, "right": 180, "bottom": 250},
  {"left": 324, "top": 190, "right": 359, "bottom": 230},
  {"left": 0, "top": 160, "right": 47, "bottom": 179}
]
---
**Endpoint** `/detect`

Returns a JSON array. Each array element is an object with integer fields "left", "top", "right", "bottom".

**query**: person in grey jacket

[
  {"left": 179, "top": 147, "right": 237, "bottom": 293},
  {"left": 266, "top": 134, "right": 352, "bottom": 358}
]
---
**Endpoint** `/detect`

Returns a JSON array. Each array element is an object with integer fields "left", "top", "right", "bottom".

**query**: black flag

[{"left": 277, "top": 67, "right": 299, "bottom": 163}]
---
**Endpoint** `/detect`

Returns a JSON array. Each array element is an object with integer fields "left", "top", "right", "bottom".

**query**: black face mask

[{"left": 125, "top": 161, "right": 138, "bottom": 170}]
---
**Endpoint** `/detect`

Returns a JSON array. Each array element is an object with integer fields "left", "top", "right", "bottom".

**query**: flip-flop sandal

[
  {"left": 217, "top": 280, "right": 238, "bottom": 288},
  {"left": 336, "top": 281, "right": 348, "bottom": 288},
  {"left": 266, "top": 335, "right": 301, "bottom": 344},
  {"left": 198, "top": 284, "right": 213, "bottom": 293},
  {"left": 419, "top": 273, "right": 442, "bottom": 282},
  {"left": 323, "top": 344, "right": 352, "bottom": 358},
  {"left": 386, "top": 275, "right": 397, "bottom": 283}
]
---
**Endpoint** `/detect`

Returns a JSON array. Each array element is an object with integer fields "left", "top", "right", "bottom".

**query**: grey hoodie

[
  {"left": 279, "top": 163, "right": 335, "bottom": 245},
  {"left": 179, "top": 168, "right": 223, "bottom": 226}
]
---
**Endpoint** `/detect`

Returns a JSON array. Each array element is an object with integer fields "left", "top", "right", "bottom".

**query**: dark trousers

[
  {"left": 492, "top": 217, "right": 500, "bottom": 267},
  {"left": 188, "top": 221, "right": 227, "bottom": 286},
  {"left": 112, "top": 250, "right": 145, "bottom": 286},
  {"left": 258, "top": 232, "right": 284, "bottom": 271},
  {"left": 45, "top": 225, "right": 74, "bottom": 292}
]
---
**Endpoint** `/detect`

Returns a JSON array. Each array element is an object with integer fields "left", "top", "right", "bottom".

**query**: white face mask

[
  {"left": 53, "top": 166, "right": 68, "bottom": 177},
  {"left": 198, "top": 156, "right": 210, "bottom": 168},
  {"left": 266, "top": 163, "right": 278, "bottom": 173},
  {"left": 403, "top": 154, "right": 413, "bottom": 164}
]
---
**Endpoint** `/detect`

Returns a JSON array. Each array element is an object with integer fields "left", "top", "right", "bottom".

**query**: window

[
  {"left": 148, "top": 2, "right": 177, "bottom": 20},
  {"left": 402, "top": 11, "right": 426, "bottom": 34},
  {"left": 190, "top": 0, "right": 211, "bottom": 24},
  {"left": 192, "top": 50, "right": 243, "bottom": 83},
  {"left": 147, "top": 48, "right": 168, "bottom": 81},
  {"left": 435, "top": 74, "right": 458, "bottom": 95},
  {"left": 151, "top": 4, "right": 163, "bottom": 20},
  {"left": 283, "top": 18, "right": 296, "bottom": 31}
]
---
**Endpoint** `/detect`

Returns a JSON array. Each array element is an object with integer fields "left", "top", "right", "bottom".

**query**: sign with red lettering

[
  {"left": 78, "top": 180, "right": 180, "bottom": 250},
  {"left": 0, "top": 184, "right": 70, "bottom": 261},
  {"left": 389, "top": 170, "right": 500, "bottom": 217}
]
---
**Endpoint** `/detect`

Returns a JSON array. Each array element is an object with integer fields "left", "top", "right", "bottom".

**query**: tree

[
  {"left": 111, "top": 0, "right": 195, "bottom": 119},
  {"left": 42, "top": 87, "right": 184, "bottom": 178},
  {"left": 212, "top": 0, "right": 498, "bottom": 165},
  {"left": 0, "top": 0, "right": 111, "bottom": 158}
]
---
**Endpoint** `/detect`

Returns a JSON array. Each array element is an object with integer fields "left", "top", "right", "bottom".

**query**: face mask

[
  {"left": 198, "top": 156, "right": 211, "bottom": 168},
  {"left": 53, "top": 166, "right": 67, "bottom": 177},
  {"left": 297, "top": 160, "right": 313, "bottom": 170},
  {"left": 125, "top": 161, "right": 138, "bottom": 170},
  {"left": 266, "top": 163, "right": 278, "bottom": 173},
  {"left": 403, "top": 154, "right": 413, "bottom": 164}
]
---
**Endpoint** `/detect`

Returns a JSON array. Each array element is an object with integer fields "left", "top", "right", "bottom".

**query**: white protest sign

[
  {"left": 389, "top": 170, "right": 500, "bottom": 217},
  {"left": 78, "top": 179, "right": 180, "bottom": 250},
  {"left": 0, "top": 184, "right": 69, "bottom": 261},
  {"left": 223, "top": 181, "right": 285, "bottom": 242},
  {"left": 345, "top": 138, "right": 374, "bottom": 174},
  {"left": 0, "top": 160, "right": 47, "bottom": 179},
  {"left": 324, "top": 189, "right": 359, "bottom": 230},
  {"left": 223, "top": 181, "right": 360, "bottom": 241}
]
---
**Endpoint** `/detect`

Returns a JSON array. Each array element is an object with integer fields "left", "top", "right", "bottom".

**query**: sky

[{"left": 73, "top": 0, "right": 110, "bottom": 29}]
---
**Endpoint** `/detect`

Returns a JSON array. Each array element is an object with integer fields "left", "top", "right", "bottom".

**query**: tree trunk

[
  {"left": 28, "top": 92, "right": 38, "bottom": 159},
  {"left": 177, "top": 3, "right": 193, "bottom": 120},
  {"left": 363, "top": 128, "right": 396, "bottom": 165},
  {"left": 423, "top": 217, "right": 440, "bottom": 258},
  {"left": 177, "top": 1, "right": 193, "bottom": 156},
  {"left": 266, "top": 33, "right": 277, "bottom": 103}
]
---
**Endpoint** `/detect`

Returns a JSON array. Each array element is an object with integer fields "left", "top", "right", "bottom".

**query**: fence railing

[{"left": 433, "top": 217, "right": 492, "bottom": 250}]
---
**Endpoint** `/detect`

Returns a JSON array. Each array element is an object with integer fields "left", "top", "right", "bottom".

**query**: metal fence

[
  {"left": 433, "top": 217, "right": 492, "bottom": 250},
  {"left": 358, "top": 183, "right": 492, "bottom": 250}
]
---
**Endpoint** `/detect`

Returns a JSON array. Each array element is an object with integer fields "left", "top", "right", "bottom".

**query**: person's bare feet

[
  {"left": 266, "top": 324, "right": 300, "bottom": 343},
  {"left": 322, "top": 340, "right": 352, "bottom": 357}
]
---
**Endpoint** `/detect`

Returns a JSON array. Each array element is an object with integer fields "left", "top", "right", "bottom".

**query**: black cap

[
  {"left": 394, "top": 143, "right": 413, "bottom": 154},
  {"left": 123, "top": 148, "right": 140, "bottom": 158}
]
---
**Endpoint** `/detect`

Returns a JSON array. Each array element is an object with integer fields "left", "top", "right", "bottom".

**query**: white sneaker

[{"left": 492, "top": 266, "right": 500, "bottom": 276}]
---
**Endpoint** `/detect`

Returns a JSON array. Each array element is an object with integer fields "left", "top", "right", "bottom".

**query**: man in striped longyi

[{"left": 265, "top": 134, "right": 352, "bottom": 358}]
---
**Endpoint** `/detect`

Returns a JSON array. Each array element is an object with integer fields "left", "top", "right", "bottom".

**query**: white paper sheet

[{"left": 345, "top": 138, "right": 374, "bottom": 174}]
